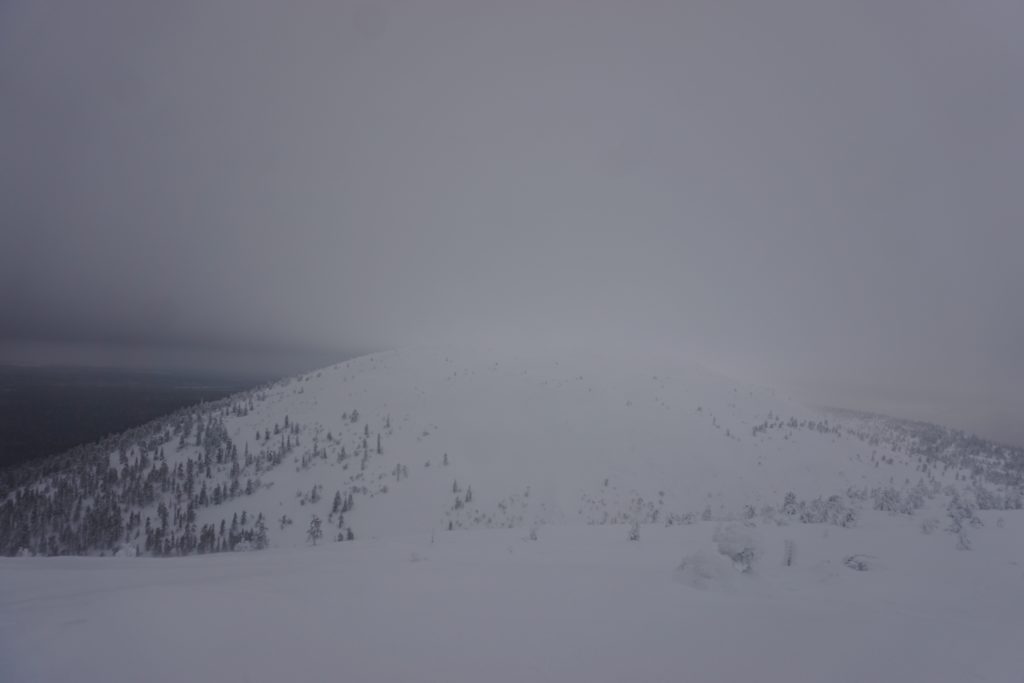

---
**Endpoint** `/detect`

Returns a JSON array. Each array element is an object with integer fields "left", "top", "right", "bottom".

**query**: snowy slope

[
  {"left": 2, "top": 513, "right": 1023, "bottom": 683},
  {"left": 1, "top": 345, "right": 1019, "bottom": 556},
  {"left": 2, "top": 345, "right": 1023, "bottom": 682},
  {"left": 201, "top": 344, "right": 1014, "bottom": 542}
]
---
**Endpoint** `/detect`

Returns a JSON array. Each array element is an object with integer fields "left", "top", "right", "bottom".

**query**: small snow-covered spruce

[
  {"left": 307, "top": 516, "right": 323, "bottom": 546},
  {"left": 969, "top": 483, "right": 1000, "bottom": 511},
  {"left": 842, "top": 554, "right": 874, "bottom": 571},
  {"left": 628, "top": 521, "right": 640, "bottom": 542},
  {"left": 253, "top": 514, "right": 269, "bottom": 550},
  {"left": 872, "top": 487, "right": 904, "bottom": 514},
  {"left": 783, "top": 539, "right": 796, "bottom": 567},
  {"left": 798, "top": 495, "right": 858, "bottom": 528},
  {"left": 714, "top": 524, "right": 759, "bottom": 573},
  {"left": 782, "top": 492, "right": 798, "bottom": 516},
  {"left": 946, "top": 492, "right": 982, "bottom": 549},
  {"left": 956, "top": 528, "right": 971, "bottom": 551}
]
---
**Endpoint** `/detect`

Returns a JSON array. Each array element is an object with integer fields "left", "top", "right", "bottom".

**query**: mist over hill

[
  {"left": 3, "top": 346, "right": 1020, "bottom": 557},
  {"left": 0, "top": 365, "right": 275, "bottom": 469},
  {"left": 4, "top": 1, "right": 1023, "bottom": 679}
]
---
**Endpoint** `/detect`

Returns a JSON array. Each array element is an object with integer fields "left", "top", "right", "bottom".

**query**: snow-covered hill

[
  {"left": 2, "top": 346, "right": 1024, "bottom": 682},
  {"left": 1, "top": 345, "right": 1021, "bottom": 556}
]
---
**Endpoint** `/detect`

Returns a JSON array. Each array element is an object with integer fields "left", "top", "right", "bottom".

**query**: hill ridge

[{"left": 2, "top": 346, "right": 1021, "bottom": 556}]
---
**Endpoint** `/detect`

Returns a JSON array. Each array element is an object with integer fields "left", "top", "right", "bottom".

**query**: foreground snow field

[{"left": 3, "top": 513, "right": 1023, "bottom": 683}]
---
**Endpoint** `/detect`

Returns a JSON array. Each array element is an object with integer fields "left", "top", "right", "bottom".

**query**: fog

[{"left": 1, "top": 0, "right": 1022, "bottom": 444}]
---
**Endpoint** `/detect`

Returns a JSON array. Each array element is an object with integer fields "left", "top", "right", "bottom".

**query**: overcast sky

[{"left": 1, "top": 0, "right": 1022, "bottom": 444}]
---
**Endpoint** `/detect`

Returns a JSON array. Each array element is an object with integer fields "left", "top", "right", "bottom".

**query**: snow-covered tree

[
  {"left": 253, "top": 514, "right": 269, "bottom": 550},
  {"left": 307, "top": 516, "right": 323, "bottom": 546}
]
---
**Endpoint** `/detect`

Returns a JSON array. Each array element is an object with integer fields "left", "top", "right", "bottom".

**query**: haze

[{"left": 1, "top": 1, "right": 1022, "bottom": 444}]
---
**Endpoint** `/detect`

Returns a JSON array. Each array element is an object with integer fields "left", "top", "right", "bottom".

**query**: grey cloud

[{"left": 1, "top": 0, "right": 1022, "bottom": 443}]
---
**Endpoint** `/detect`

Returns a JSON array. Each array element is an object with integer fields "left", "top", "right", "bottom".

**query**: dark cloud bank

[{"left": 1, "top": 1, "right": 1022, "bottom": 444}]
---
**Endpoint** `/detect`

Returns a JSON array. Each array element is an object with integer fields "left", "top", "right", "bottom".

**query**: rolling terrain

[
  {"left": 2, "top": 346, "right": 1022, "bottom": 682},
  {"left": 1, "top": 345, "right": 1020, "bottom": 556}
]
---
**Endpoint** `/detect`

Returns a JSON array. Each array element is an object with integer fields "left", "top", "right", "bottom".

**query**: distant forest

[{"left": 0, "top": 366, "right": 268, "bottom": 469}]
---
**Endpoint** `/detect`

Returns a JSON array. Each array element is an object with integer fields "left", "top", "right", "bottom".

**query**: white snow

[
  {"left": 2, "top": 513, "right": 1022, "bottom": 682},
  {"left": 3, "top": 345, "right": 1022, "bottom": 681},
  {"left": 177, "top": 345, "right": 975, "bottom": 546}
]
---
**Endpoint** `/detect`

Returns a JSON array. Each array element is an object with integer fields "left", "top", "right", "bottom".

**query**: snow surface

[
  {"left": 3, "top": 513, "right": 1023, "bottom": 683},
  {"left": 3, "top": 345, "right": 1023, "bottom": 681},
  {"left": 169, "top": 345, "right": 979, "bottom": 545}
]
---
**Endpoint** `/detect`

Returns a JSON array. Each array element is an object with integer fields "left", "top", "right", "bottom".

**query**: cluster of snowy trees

[
  {"left": 751, "top": 411, "right": 1024, "bottom": 490},
  {"left": 0, "top": 375, "right": 383, "bottom": 557},
  {"left": 0, "top": 402, "right": 275, "bottom": 556},
  {"left": 835, "top": 412, "right": 1024, "bottom": 487},
  {"left": 751, "top": 414, "right": 842, "bottom": 439}
]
